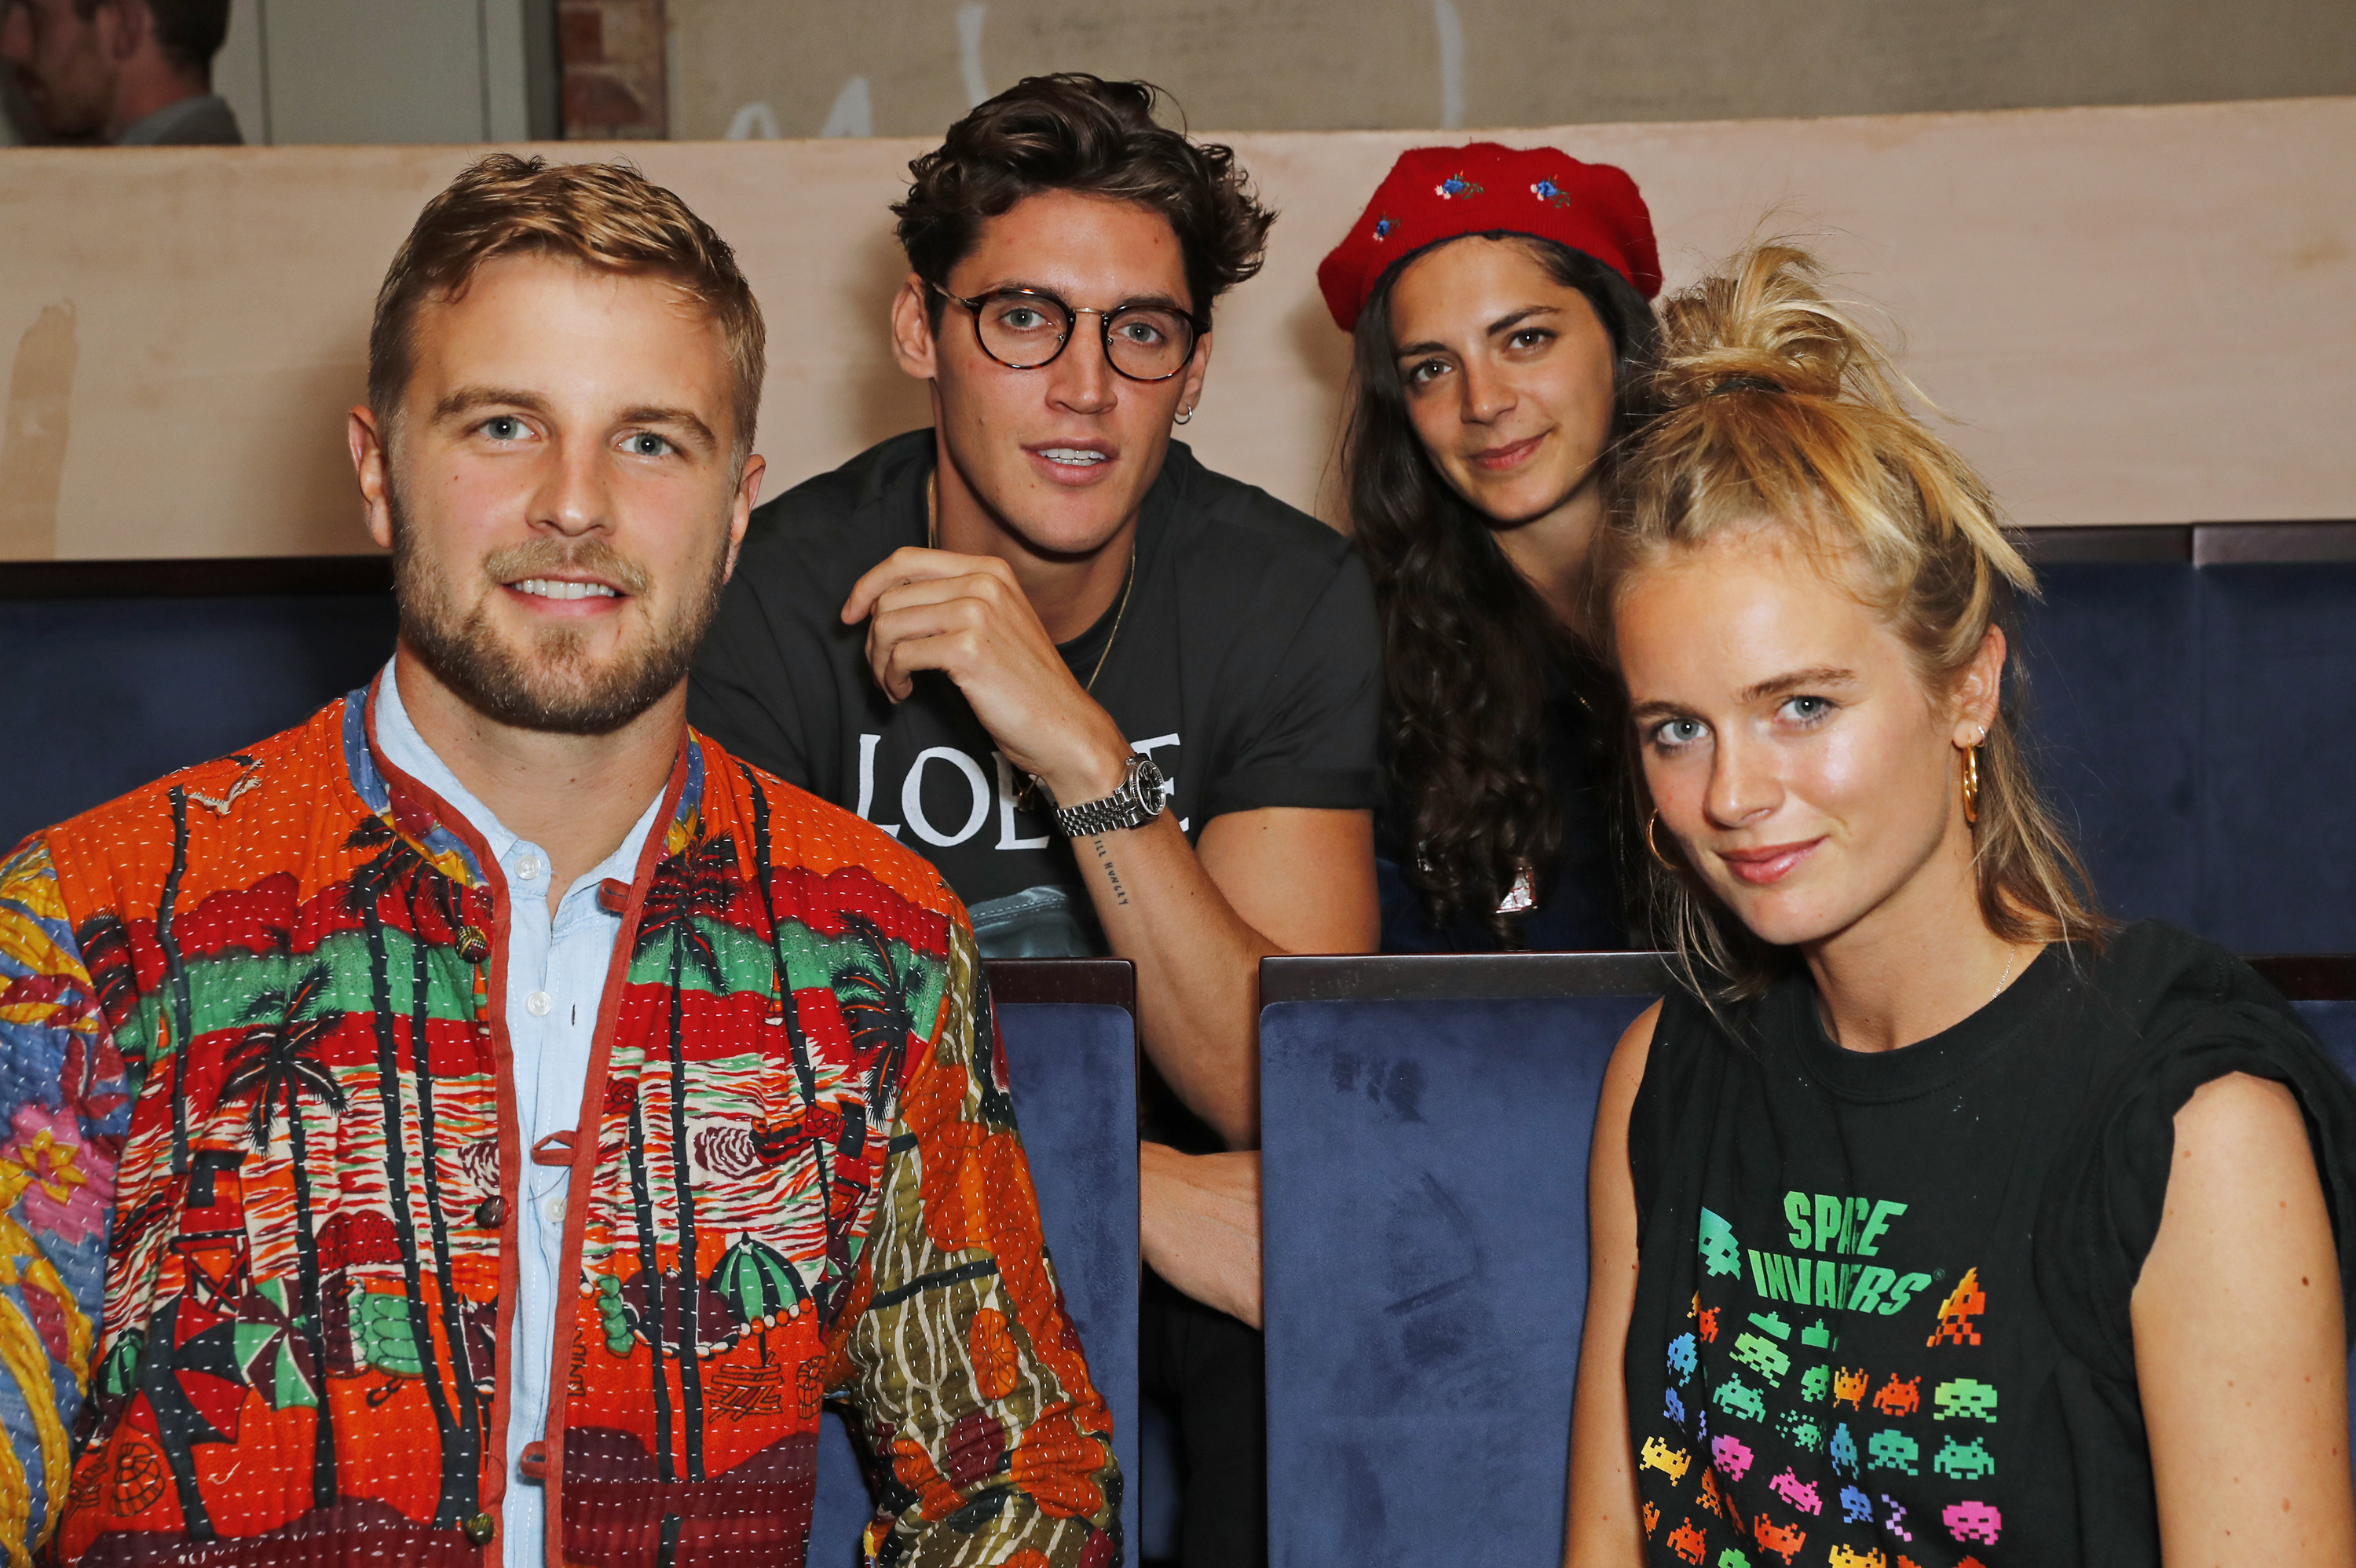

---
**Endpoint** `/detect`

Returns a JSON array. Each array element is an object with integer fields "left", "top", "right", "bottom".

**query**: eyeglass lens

[{"left": 971, "top": 292, "right": 1194, "bottom": 381}]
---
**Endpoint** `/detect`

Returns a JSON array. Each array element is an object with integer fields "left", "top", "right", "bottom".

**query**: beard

[{"left": 387, "top": 484, "right": 733, "bottom": 736}]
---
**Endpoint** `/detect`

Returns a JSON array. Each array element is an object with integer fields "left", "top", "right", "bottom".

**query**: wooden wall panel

[{"left": 0, "top": 95, "right": 2349, "bottom": 561}]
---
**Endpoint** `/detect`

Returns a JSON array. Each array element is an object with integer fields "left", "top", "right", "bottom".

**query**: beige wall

[
  {"left": 1, "top": 96, "right": 2351, "bottom": 561},
  {"left": 671, "top": 0, "right": 2356, "bottom": 141}
]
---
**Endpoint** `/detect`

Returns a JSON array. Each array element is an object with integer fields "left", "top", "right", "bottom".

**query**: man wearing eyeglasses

[{"left": 690, "top": 72, "right": 1381, "bottom": 1566}]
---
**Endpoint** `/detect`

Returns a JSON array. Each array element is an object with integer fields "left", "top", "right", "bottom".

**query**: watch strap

[{"left": 1051, "top": 754, "right": 1165, "bottom": 838}]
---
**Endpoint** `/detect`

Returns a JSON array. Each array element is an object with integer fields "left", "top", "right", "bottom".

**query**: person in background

[
  {"left": 1318, "top": 144, "right": 1663, "bottom": 952},
  {"left": 0, "top": 154, "right": 1116, "bottom": 1566},
  {"left": 1566, "top": 243, "right": 2356, "bottom": 1566},
  {"left": 0, "top": 0, "right": 242, "bottom": 146},
  {"left": 689, "top": 73, "right": 1382, "bottom": 1568}
]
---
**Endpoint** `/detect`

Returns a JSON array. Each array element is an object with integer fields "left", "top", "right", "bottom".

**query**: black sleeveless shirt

[{"left": 1619, "top": 922, "right": 2356, "bottom": 1568}]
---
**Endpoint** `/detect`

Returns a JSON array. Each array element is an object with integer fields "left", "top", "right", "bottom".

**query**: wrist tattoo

[{"left": 1089, "top": 835, "right": 1130, "bottom": 906}]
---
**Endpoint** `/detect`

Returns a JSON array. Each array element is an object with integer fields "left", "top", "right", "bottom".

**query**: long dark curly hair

[{"left": 1346, "top": 234, "right": 1661, "bottom": 941}]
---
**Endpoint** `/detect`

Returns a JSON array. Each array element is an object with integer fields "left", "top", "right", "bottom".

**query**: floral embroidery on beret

[
  {"left": 1434, "top": 173, "right": 1483, "bottom": 199},
  {"left": 1373, "top": 216, "right": 1395, "bottom": 240}
]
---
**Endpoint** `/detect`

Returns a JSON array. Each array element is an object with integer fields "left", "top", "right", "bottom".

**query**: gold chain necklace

[{"left": 927, "top": 470, "right": 1136, "bottom": 693}]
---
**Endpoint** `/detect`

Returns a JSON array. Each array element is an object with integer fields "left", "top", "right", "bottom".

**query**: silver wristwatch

[{"left": 1049, "top": 752, "right": 1168, "bottom": 839}]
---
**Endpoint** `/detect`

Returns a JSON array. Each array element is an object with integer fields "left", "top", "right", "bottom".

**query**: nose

[
  {"left": 1458, "top": 356, "right": 1513, "bottom": 427},
  {"left": 1045, "top": 313, "right": 1118, "bottom": 416},
  {"left": 1704, "top": 729, "right": 1782, "bottom": 830},
  {"left": 532, "top": 434, "right": 613, "bottom": 538}
]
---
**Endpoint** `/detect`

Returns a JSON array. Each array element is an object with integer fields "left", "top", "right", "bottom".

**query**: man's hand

[
  {"left": 842, "top": 546, "right": 1132, "bottom": 806},
  {"left": 1140, "top": 1142, "right": 1263, "bottom": 1329}
]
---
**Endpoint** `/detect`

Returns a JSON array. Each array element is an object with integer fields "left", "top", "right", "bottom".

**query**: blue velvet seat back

[
  {"left": 2015, "top": 563, "right": 2356, "bottom": 949},
  {"left": 2289, "top": 1000, "right": 2356, "bottom": 1475},
  {"left": 807, "top": 1001, "right": 1140, "bottom": 1563},
  {"left": 0, "top": 594, "right": 398, "bottom": 850},
  {"left": 1258, "top": 994, "right": 1645, "bottom": 1566}
]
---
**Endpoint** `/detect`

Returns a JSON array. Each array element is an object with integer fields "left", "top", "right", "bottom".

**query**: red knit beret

[{"left": 1317, "top": 141, "right": 1663, "bottom": 332}]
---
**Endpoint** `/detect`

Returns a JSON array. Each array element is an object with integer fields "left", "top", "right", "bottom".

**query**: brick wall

[{"left": 560, "top": 0, "right": 668, "bottom": 139}]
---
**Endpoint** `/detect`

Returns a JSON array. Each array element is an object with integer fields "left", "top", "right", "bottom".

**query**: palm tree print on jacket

[{"left": 0, "top": 690, "right": 1119, "bottom": 1567}]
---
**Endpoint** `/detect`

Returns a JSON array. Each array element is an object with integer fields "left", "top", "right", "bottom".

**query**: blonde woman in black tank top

[{"left": 1562, "top": 245, "right": 2356, "bottom": 1568}]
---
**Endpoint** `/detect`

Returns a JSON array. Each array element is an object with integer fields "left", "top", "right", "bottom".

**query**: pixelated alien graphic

[
  {"left": 1699, "top": 1207, "right": 1743, "bottom": 1277},
  {"left": 1714, "top": 1375, "right": 1767, "bottom": 1423},
  {"left": 1767, "top": 1467, "right": 1824, "bottom": 1516},
  {"left": 1711, "top": 1434, "right": 1756, "bottom": 1482},
  {"left": 1828, "top": 1422, "right": 1859, "bottom": 1477},
  {"left": 1802, "top": 1318, "right": 1835, "bottom": 1351},
  {"left": 1644, "top": 1502, "right": 1661, "bottom": 1537},
  {"left": 1800, "top": 1365, "right": 1831, "bottom": 1402},
  {"left": 1826, "top": 1546, "right": 1886, "bottom": 1568},
  {"left": 1955, "top": 1559, "right": 1989, "bottom": 1568},
  {"left": 1732, "top": 1332, "right": 1792, "bottom": 1386},
  {"left": 1944, "top": 1500, "right": 2003, "bottom": 1545},
  {"left": 1831, "top": 1366, "right": 1869, "bottom": 1408},
  {"left": 1866, "top": 1429, "right": 1921, "bottom": 1476},
  {"left": 1701, "top": 1467, "right": 1740, "bottom": 1523},
  {"left": 1747, "top": 1310, "right": 1791, "bottom": 1340},
  {"left": 1776, "top": 1409, "right": 1824, "bottom": 1453},
  {"left": 1881, "top": 1493, "right": 1914, "bottom": 1541},
  {"left": 1699, "top": 1306, "right": 1723, "bottom": 1343},
  {"left": 1641, "top": 1437, "right": 1694, "bottom": 1484},
  {"left": 1934, "top": 1435, "right": 1996, "bottom": 1481},
  {"left": 1840, "top": 1485, "right": 1875, "bottom": 1523},
  {"left": 1670, "top": 1332, "right": 1699, "bottom": 1383},
  {"left": 1667, "top": 1518, "right": 1709, "bottom": 1564},
  {"left": 1933, "top": 1377, "right": 1999, "bottom": 1423},
  {"left": 1717, "top": 1549, "right": 1752, "bottom": 1568},
  {"left": 1751, "top": 1515, "right": 1807, "bottom": 1565},
  {"left": 1666, "top": 1388, "right": 1688, "bottom": 1426},
  {"left": 1872, "top": 1374, "right": 1922, "bottom": 1418},
  {"left": 1927, "top": 1265, "right": 1988, "bottom": 1347}
]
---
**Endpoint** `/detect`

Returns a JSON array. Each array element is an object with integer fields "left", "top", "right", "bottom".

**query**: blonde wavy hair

[
  {"left": 1589, "top": 243, "right": 2106, "bottom": 1000},
  {"left": 368, "top": 155, "right": 766, "bottom": 466}
]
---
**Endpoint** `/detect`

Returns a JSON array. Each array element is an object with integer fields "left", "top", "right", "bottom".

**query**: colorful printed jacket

[{"left": 0, "top": 688, "right": 1120, "bottom": 1568}]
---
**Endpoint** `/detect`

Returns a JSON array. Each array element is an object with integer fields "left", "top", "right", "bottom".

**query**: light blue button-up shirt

[{"left": 375, "top": 663, "right": 666, "bottom": 1568}]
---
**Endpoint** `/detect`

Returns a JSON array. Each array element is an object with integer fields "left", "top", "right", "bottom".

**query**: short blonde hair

[
  {"left": 368, "top": 155, "right": 765, "bottom": 460},
  {"left": 1591, "top": 243, "right": 2106, "bottom": 999}
]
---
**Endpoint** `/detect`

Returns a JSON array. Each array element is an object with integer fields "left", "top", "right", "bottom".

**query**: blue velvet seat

[
  {"left": 807, "top": 965, "right": 1140, "bottom": 1563},
  {"left": 1257, "top": 953, "right": 1663, "bottom": 1566}
]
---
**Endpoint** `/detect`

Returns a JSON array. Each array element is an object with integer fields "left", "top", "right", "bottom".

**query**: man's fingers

[
  {"left": 841, "top": 546, "right": 1014, "bottom": 624},
  {"left": 873, "top": 627, "right": 982, "bottom": 703}
]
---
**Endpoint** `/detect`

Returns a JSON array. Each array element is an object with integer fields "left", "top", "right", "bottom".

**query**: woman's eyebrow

[
  {"left": 1393, "top": 304, "right": 1563, "bottom": 361},
  {"left": 1736, "top": 666, "right": 1860, "bottom": 704}
]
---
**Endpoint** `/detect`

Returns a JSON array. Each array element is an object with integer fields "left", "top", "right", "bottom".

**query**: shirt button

[
  {"left": 460, "top": 1512, "right": 496, "bottom": 1545},
  {"left": 544, "top": 1194, "right": 568, "bottom": 1225},
  {"left": 526, "top": 991, "right": 552, "bottom": 1017},
  {"left": 516, "top": 854, "right": 542, "bottom": 881}
]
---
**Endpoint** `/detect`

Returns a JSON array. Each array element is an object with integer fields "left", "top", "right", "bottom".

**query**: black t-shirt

[
  {"left": 689, "top": 429, "right": 1382, "bottom": 960},
  {"left": 1621, "top": 921, "right": 2356, "bottom": 1568},
  {"left": 1375, "top": 645, "right": 1625, "bottom": 952}
]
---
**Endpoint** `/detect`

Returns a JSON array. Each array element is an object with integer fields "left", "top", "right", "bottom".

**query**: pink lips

[
  {"left": 1718, "top": 839, "right": 1824, "bottom": 886},
  {"left": 1470, "top": 433, "right": 1544, "bottom": 473}
]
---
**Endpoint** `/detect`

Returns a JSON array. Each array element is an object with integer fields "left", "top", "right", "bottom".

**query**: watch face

[{"left": 1130, "top": 755, "right": 1168, "bottom": 816}]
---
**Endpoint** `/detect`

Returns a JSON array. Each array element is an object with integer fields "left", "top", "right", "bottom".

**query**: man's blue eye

[
  {"left": 484, "top": 416, "right": 524, "bottom": 440},
  {"left": 627, "top": 433, "right": 672, "bottom": 456},
  {"left": 1783, "top": 696, "right": 1831, "bottom": 722}
]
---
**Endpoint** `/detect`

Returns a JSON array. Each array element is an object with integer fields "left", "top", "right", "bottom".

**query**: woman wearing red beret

[{"left": 1319, "top": 142, "right": 1664, "bottom": 952}]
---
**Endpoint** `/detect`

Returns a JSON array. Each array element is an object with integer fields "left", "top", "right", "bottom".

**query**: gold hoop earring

[
  {"left": 1961, "top": 743, "right": 1981, "bottom": 826},
  {"left": 1174, "top": 406, "right": 1194, "bottom": 426},
  {"left": 1646, "top": 810, "right": 1679, "bottom": 872}
]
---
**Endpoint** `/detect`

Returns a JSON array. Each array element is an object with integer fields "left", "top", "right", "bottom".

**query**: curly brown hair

[{"left": 893, "top": 74, "right": 1275, "bottom": 327}]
